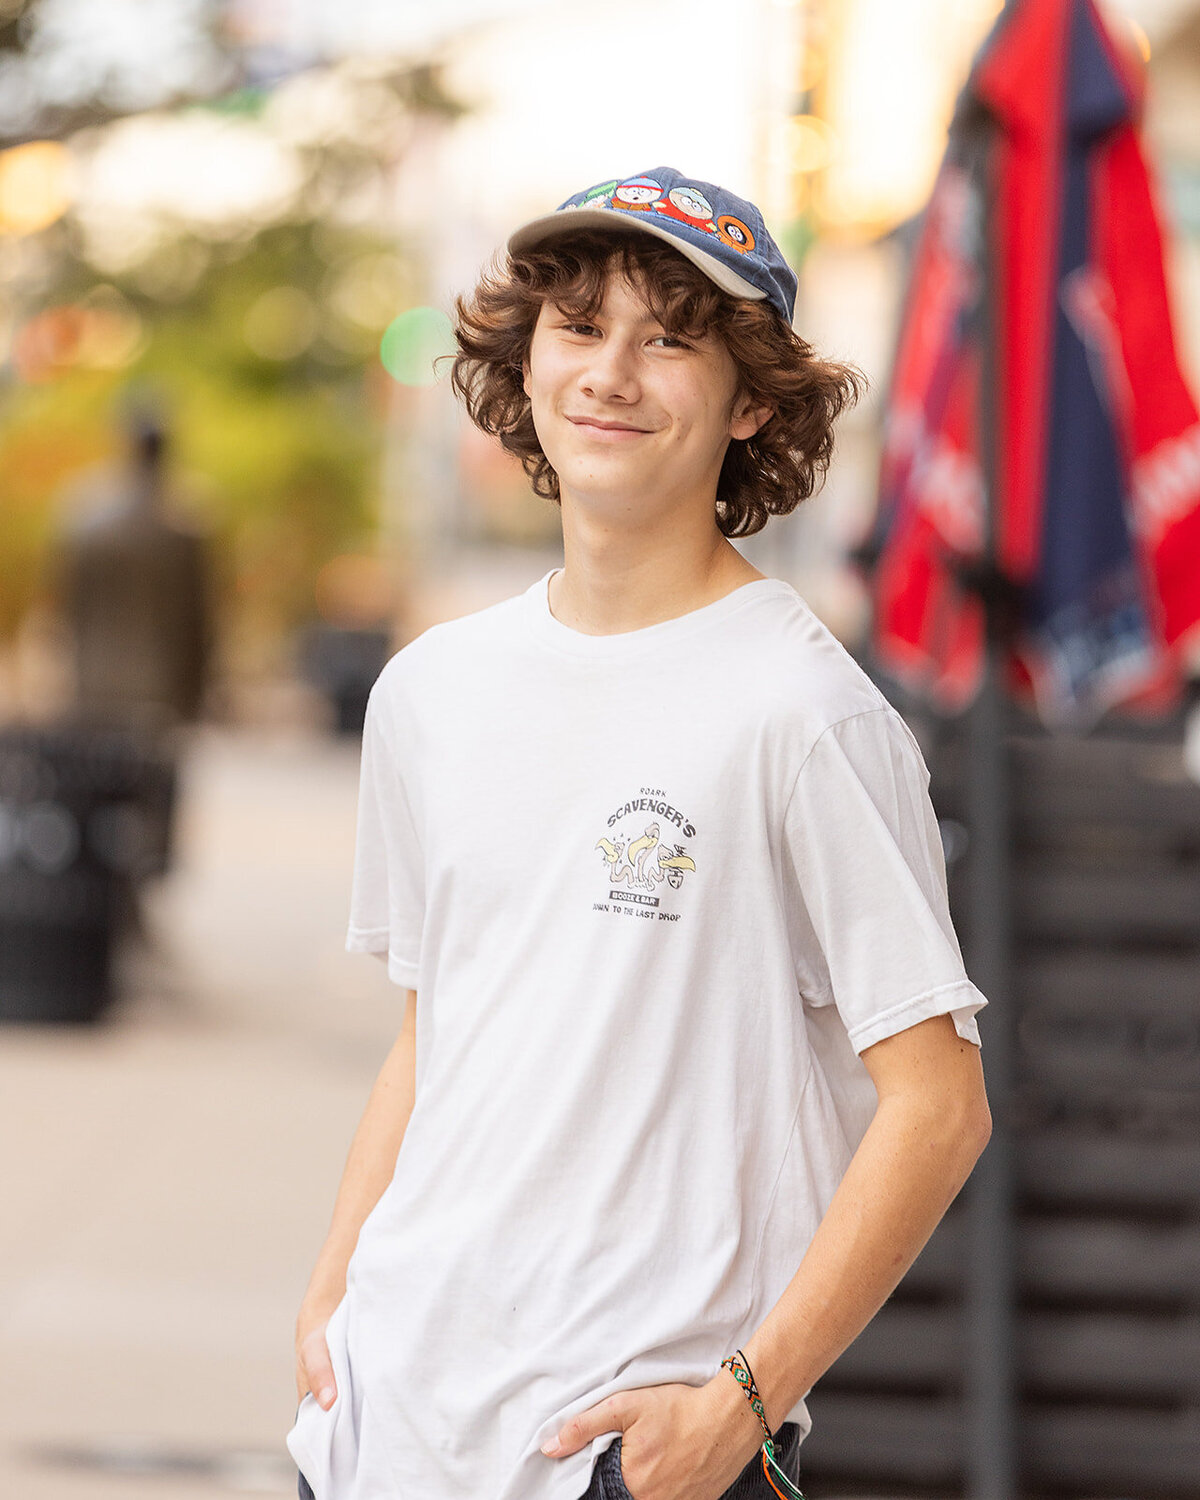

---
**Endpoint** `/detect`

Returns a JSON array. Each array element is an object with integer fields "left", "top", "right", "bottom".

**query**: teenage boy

[{"left": 288, "top": 166, "right": 991, "bottom": 1500}]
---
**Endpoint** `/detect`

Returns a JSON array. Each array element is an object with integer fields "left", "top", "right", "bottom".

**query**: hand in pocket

[{"left": 295, "top": 1308, "right": 338, "bottom": 1411}]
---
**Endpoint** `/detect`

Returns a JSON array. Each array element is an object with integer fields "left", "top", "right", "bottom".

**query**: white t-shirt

[{"left": 286, "top": 567, "right": 987, "bottom": 1500}]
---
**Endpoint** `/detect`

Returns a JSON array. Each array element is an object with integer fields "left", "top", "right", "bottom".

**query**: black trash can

[
  {"left": 297, "top": 622, "right": 393, "bottom": 736},
  {"left": 0, "top": 723, "right": 177, "bottom": 1024}
]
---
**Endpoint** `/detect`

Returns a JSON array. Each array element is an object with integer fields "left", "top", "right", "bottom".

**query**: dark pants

[{"left": 296, "top": 1420, "right": 801, "bottom": 1499}]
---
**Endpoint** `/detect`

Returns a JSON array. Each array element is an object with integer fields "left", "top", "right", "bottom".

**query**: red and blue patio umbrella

[
  {"left": 864, "top": 0, "right": 1200, "bottom": 729},
  {"left": 855, "top": 4, "right": 1200, "bottom": 1495}
]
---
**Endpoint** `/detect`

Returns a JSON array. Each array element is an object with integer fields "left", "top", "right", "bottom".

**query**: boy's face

[{"left": 521, "top": 265, "right": 770, "bottom": 525}]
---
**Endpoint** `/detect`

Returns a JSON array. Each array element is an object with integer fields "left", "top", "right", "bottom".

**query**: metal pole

[
  {"left": 961, "top": 79, "right": 1020, "bottom": 1500},
  {"left": 963, "top": 602, "right": 1019, "bottom": 1500}
]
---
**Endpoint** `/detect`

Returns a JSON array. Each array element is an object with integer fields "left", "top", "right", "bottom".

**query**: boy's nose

[{"left": 580, "top": 340, "right": 641, "bottom": 400}]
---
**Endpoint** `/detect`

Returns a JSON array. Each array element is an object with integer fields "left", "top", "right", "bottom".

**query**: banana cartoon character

[
  {"left": 595, "top": 834, "right": 638, "bottom": 885},
  {"left": 625, "top": 822, "right": 662, "bottom": 888},
  {"left": 656, "top": 846, "right": 697, "bottom": 890},
  {"left": 638, "top": 844, "right": 697, "bottom": 891}
]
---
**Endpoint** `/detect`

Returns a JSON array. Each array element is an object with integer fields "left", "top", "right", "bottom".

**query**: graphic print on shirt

[{"left": 593, "top": 786, "right": 697, "bottom": 921}]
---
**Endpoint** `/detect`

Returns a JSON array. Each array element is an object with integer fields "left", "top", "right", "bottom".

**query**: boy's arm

[
  {"left": 711, "top": 1009, "right": 991, "bottom": 1453},
  {"left": 295, "top": 986, "right": 419, "bottom": 1405}
]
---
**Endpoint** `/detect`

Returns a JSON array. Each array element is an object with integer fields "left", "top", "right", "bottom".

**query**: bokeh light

[
  {"left": 0, "top": 140, "right": 72, "bottom": 236},
  {"left": 785, "top": 115, "right": 836, "bottom": 175},
  {"left": 328, "top": 252, "right": 414, "bottom": 330},
  {"left": 379, "top": 306, "right": 455, "bottom": 386},
  {"left": 243, "top": 285, "right": 319, "bottom": 360}
]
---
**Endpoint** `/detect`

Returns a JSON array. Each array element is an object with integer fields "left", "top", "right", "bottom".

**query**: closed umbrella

[
  {"left": 866, "top": 0, "right": 1200, "bottom": 728},
  {"left": 855, "top": 3, "right": 1200, "bottom": 1496}
]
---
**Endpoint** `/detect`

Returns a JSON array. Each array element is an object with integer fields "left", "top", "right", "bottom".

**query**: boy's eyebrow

[{"left": 548, "top": 302, "right": 656, "bottom": 324}]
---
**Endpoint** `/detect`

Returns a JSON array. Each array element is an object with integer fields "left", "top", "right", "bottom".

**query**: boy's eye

[
  {"left": 558, "top": 323, "right": 692, "bottom": 350},
  {"left": 555, "top": 318, "right": 699, "bottom": 349}
]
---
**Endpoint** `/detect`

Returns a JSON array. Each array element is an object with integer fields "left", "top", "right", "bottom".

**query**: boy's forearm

[
  {"left": 720, "top": 1094, "right": 990, "bottom": 1448},
  {"left": 302, "top": 1019, "right": 418, "bottom": 1311}
]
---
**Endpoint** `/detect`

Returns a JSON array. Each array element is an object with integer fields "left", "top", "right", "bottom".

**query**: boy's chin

[{"left": 559, "top": 481, "right": 654, "bottom": 510}]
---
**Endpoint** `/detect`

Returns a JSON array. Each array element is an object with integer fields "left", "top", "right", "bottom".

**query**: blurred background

[{"left": 1, "top": 0, "right": 1198, "bottom": 1497}]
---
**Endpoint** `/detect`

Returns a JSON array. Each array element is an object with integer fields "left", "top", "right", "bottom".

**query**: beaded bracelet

[
  {"left": 719, "top": 1350, "right": 807, "bottom": 1500},
  {"left": 720, "top": 1349, "right": 772, "bottom": 1443}
]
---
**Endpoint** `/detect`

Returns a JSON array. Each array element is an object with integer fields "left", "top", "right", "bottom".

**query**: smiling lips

[{"left": 567, "top": 416, "right": 651, "bottom": 436}]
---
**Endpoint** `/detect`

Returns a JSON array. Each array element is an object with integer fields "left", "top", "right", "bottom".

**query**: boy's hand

[
  {"left": 294, "top": 1311, "right": 338, "bottom": 1410},
  {"left": 539, "top": 1375, "right": 764, "bottom": 1500}
]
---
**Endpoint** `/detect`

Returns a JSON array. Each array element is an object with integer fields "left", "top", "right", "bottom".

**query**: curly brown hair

[{"left": 447, "top": 227, "right": 869, "bottom": 538}]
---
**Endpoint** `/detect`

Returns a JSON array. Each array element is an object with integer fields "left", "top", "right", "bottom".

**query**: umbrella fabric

[{"left": 867, "top": 0, "right": 1200, "bottom": 727}]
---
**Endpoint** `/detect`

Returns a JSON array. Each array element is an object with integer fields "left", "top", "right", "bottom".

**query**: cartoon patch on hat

[
  {"left": 563, "top": 180, "right": 619, "bottom": 212},
  {"left": 716, "top": 214, "right": 755, "bottom": 254},
  {"left": 652, "top": 185, "right": 717, "bottom": 234},
  {"left": 612, "top": 176, "right": 664, "bottom": 212}
]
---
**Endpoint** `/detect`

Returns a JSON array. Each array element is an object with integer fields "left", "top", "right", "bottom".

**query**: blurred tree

[
  {"left": 3, "top": 221, "right": 386, "bottom": 650},
  {"left": 0, "top": 16, "right": 467, "bottom": 674},
  {"left": 0, "top": 0, "right": 233, "bottom": 147}
]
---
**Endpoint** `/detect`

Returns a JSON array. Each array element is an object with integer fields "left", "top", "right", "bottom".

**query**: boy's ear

[{"left": 730, "top": 397, "right": 775, "bottom": 443}]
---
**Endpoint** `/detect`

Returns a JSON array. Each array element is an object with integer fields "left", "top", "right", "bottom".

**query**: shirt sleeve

[
  {"left": 345, "top": 675, "right": 424, "bottom": 989},
  {"left": 781, "top": 705, "right": 987, "bottom": 1055}
]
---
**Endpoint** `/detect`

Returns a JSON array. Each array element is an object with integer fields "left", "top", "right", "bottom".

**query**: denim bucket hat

[{"left": 506, "top": 165, "right": 798, "bottom": 328}]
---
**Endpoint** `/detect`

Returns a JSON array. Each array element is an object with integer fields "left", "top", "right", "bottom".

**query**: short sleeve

[
  {"left": 345, "top": 677, "right": 424, "bottom": 989},
  {"left": 782, "top": 706, "right": 986, "bottom": 1055}
]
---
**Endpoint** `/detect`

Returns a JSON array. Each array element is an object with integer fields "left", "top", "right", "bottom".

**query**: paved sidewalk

[{"left": 0, "top": 724, "right": 402, "bottom": 1499}]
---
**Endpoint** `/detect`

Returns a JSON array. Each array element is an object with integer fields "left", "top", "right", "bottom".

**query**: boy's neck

[{"left": 547, "top": 541, "right": 767, "bottom": 637}]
